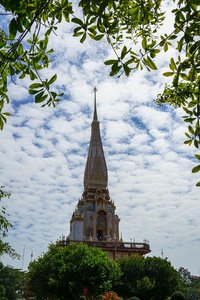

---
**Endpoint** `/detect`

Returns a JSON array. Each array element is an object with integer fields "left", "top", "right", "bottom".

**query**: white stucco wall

[{"left": 70, "top": 221, "right": 83, "bottom": 240}]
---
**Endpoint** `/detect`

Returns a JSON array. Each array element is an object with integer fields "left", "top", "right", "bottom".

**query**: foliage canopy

[
  {"left": 26, "top": 249, "right": 188, "bottom": 300},
  {"left": 0, "top": 186, "right": 19, "bottom": 259},
  {"left": 0, "top": 0, "right": 200, "bottom": 184},
  {"left": 27, "top": 243, "right": 121, "bottom": 300},
  {"left": 114, "top": 255, "right": 181, "bottom": 300},
  {"left": 0, "top": 262, "right": 26, "bottom": 300}
]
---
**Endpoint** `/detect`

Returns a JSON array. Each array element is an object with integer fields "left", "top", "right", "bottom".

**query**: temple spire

[
  {"left": 83, "top": 89, "right": 108, "bottom": 190},
  {"left": 93, "top": 87, "right": 98, "bottom": 121}
]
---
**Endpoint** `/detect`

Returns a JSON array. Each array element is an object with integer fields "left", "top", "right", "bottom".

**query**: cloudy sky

[{"left": 1, "top": 1, "right": 200, "bottom": 276}]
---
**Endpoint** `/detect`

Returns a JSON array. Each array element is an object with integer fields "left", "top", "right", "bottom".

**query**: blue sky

[{"left": 1, "top": 1, "right": 200, "bottom": 275}]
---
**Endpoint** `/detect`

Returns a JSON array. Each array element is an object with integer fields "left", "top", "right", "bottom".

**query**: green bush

[{"left": 171, "top": 291, "right": 186, "bottom": 300}]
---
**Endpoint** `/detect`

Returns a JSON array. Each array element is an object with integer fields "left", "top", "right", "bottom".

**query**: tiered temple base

[{"left": 58, "top": 239, "right": 151, "bottom": 260}]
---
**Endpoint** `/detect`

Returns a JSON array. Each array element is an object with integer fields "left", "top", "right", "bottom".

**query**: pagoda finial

[
  {"left": 93, "top": 87, "right": 98, "bottom": 121},
  {"left": 83, "top": 88, "right": 108, "bottom": 190}
]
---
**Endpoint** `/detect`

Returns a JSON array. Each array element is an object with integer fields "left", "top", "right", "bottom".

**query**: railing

[{"left": 58, "top": 239, "right": 150, "bottom": 251}]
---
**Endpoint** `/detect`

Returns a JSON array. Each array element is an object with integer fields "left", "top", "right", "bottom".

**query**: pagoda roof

[{"left": 84, "top": 88, "right": 108, "bottom": 190}]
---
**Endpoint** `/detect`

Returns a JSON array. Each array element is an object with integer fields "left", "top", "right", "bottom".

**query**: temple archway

[{"left": 96, "top": 210, "right": 107, "bottom": 241}]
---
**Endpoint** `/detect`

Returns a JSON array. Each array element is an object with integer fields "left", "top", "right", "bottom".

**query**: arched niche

[
  {"left": 96, "top": 209, "right": 107, "bottom": 241},
  {"left": 98, "top": 197, "right": 103, "bottom": 207}
]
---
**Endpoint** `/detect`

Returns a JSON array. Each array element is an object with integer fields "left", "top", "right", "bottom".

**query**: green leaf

[
  {"left": 80, "top": 33, "right": 86, "bottom": 43},
  {"left": 183, "top": 107, "right": 193, "bottom": 115},
  {"left": 1, "top": 114, "right": 6, "bottom": 122},
  {"left": 192, "top": 165, "right": 200, "bottom": 173},
  {"left": 164, "top": 42, "right": 168, "bottom": 52},
  {"left": 9, "top": 65, "right": 15, "bottom": 76},
  {"left": 126, "top": 58, "right": 137, "bottom": 65},
  {"left": 138, "top": 12, "right": 143, "bottom": 22},
  {"left": 35, "top": 91, "right": 45, "bottom": 103},
  {"left": 169, "top": 58, "right": 177, "bottom": 71},
  {"left": 30, "top": 70, "right": 37, "bottom": 80},
  {"left": 72, "top": 18, "right": 84, "bottom": 26},
  {"left": 104, "top": 60, "right": 118, "bottom": 65},
  {"left": 194, "top": 139, "right": 199, "bottom": 149},
  {"left": 0, "top": 116, "right": 4, "bottom": 130},
  {"left": 29, "top": 83, "right": 44, "bottom": 89},
  {"left": 123, "top": 64, "right": 131, "bottom": 76},
  {"left": 142, "top": 37, "right": 147, "bottom": 50},
  {"left": 188, "top": 101, "right": 197, "bottom": 108},
  {"left": 147, "top": 56, "right": 157, "bottom": 70},
  {"left": 39, "top": 94, "right": 48, "bottom": 103},
  {"left": 172, "top": 74, "right": 178, "bottom": 87},
  {"left": 48, "top": 74, "right": 57, "bottom": 85},
  {"left": 19, "top": 72, "right": 26, "bottom": 79},
  {"left": 50, "top": 91, "right": 57, "bottom": 98},
  {"left": 184, "top": 117, "right": 196, "bottom": 123},
  {"left": 184, "top": 140, "right": 192, "bottom": 145},
  {"left": 185, "top": 132, "right": 191, "bottom": 138},
  {"left": 9, "top": 18, "right": 17, "bottom": 39},
  {"left": 27, "top": 39, "right": 33, "bottom": 44},
  {"left": 73, "top": 32, "right": 84, "bottom": 37},
  {"left": 74, "top": 26, "right": 83, "bottom": 34},
  {"left": 195, "top": 155, "right": 200, "bottom": 161},
  {"left": 0, "top": 41, "right": 6, "bottom": 49},
  {"left": 29, "top": 89, "right": 42, "bottom": 95},
  {"left": 169, "top": 35, "right": 177, "bottom": 40},
  {"left": 88, "top": 33, "right": 95, "bottom": 39},
  {"left": 2, "top": 112, "right": 11, "bottom": 116},
  {"left": 110, "top": 64, "right": 122, "bottom": 76},
  {"left": 17, "top": 44, "right": 23, "bottom": 55},
  {"left": 121, "top": 46, "right": 127, "bottom": 60},
  {"left": 142, "top": 56, "right": 155, "bottom": 71},
  {"left": 189, "top": 41, "right": 199, "bottom": 54},
  {"left": 177, "top": 37, "right": 184, "bottom": 52},
  {"left": 188, "top": 126, "right": 195, "bottom": 134},
  {"left": 63, "top": 10, "right": 70, "bottom": 22},
  {"left": 94, "top": 34, "right": 104, "bottom": 41},
  {"left": 88, "top": 27, "right": 97, "bottom": 35},
  {"left": 163, "top": 72, "right": 174, "bottom": 77},
  {"left": 188, "top": 68, "right": 197, "bottom": 82},
  {"left": 179, "top": 73, "right": 188, "bottom": 80}
]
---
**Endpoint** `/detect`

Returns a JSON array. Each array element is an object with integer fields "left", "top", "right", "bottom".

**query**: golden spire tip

[{"left": 93, "top": 87, "right": 98, "bottom": 121}]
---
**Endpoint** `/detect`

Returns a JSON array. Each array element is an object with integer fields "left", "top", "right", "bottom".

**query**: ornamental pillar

[
  {"left": 105, "top": 214, "right": 110, "bottom": 241},
  {"left": 115, "top": 219, "right": 120, "bottom": 241},
  {"left": 112, "top": 211, "right": 115, "bottom": 239},
  {"left": 92, "top": 212, "right": 97, "bottom": 240}
]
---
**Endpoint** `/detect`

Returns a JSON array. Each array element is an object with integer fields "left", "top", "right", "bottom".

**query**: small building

[{"left": 61, "top": 89, "right": 150, "bottom": 259}]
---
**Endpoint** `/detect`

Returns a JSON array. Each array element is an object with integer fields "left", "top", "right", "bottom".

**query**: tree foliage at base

[
  {"left": 27, "top": 243, "right": 121, "bottom": 300},
  {"left": 178, "top": 267, "right": 200, "bottom": 300},
  {"left": 114, "top": 255, "right": 182, "bottom": 300},
  {"left": 27, "top": 248, "right": 185, "bottom": 300},
  {"left": 0, "top": 186, "right": 19, "bottom": 259},
  {"left": 171, "top": 291, "right": 186, "bottom": 300},
  {"left": 0, "top": 262, "right": 26, "bottom": 300}
]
